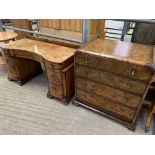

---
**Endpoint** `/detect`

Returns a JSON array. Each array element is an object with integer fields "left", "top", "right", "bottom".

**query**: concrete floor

[{"left": 0, "top": 64, "right": 154, "bottom": 135}]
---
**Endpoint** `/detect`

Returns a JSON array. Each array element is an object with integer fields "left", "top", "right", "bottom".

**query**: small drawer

[
  {"left": 45, "top": 61, "right": 61, "bottom": 70},
  {"left": 49, "top": 83, "right": 63, "bottom": 97},
  {"left": 47, "top": 69, "right": 62, "bottom": 84}
]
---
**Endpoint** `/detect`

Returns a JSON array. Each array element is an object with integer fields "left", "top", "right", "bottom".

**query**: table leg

[{"left": 145, "top": 97, "right": 155, "bottom": 132}]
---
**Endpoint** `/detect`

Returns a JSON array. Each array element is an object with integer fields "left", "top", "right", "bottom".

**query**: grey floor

[{"left": 0, "top": 64, "right": 154, "bottom": 135}]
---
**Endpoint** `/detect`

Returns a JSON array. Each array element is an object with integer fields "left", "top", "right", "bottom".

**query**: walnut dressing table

[
  {"left": 73, "top": 38, "right": 155, "bottom": 130},
  {"left": 1, "top": 38, "right": 75, "bottom": 103}
]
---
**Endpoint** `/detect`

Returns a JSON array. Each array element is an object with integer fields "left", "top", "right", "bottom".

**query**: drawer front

[
  {"left": 45, "top": 61, "right": 62, "bottom": 70},
  {"left": 76, "top": 89, "right": 136, "bottom": 122},
  {"left": 75, "top": 52, "right": 153, "bottom": 81},
  {"left": 76, "top": 78, "right": 141, "bottom": 109},
  {"left": 49, "top": 83, "right": 63, "bottom": 98},
  {"left": 13, "top": 50, "right": 33, "bottom": 59},
  {"left": 75, "top": 65, "right": 147, "bottom": 95},
  {"left": 47, "top": 69, "right": 62, "bottom": 84}
]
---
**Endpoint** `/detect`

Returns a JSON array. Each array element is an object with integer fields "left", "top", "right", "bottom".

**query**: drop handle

[
  {"left": 84, "top": 71, "right": 88, "bottom": 77},
  {"left": 131, "top": 69, "right": 136, "bottom": 76},
  {"left": 126, "top": 82, "right": 132, "bottom": 89},
  {"left": 85, "top": 58, "right": 88, "bottom": 64},
  {"left": 122, "top": 96, "right": 128, "bottom": 103},
  {"left": 83, "top": 95, "right": 87, "bottom": 99}
]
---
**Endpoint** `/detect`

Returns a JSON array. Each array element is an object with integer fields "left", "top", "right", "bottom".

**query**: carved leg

[
  {"left": 145, "top": 88, "right": 155, "bottom": 132},
  {"left": 127, "top": 125, "right": 135, "bottom": 132},
  {"left": 72, "top": 100, "right": 79, "bottom": 106},
  {"left": 63, "top": 98, "right": 70, "bottom": 105},
  {"left": 17, "top": 81, "right": 24, "bottom": 86},
  {"left": 47, "top": 92, "right": 54, "bottom": 99},
  {"left": 8, "top": 76, "right": 13, "bottom": 81},
  {"left": 63, "top": 101, "right": 69, "bottom": 106},
  {"left": 145, "top": 106, "right": 154, "bottom": 132}
]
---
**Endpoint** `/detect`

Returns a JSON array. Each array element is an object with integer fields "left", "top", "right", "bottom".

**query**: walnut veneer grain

[{"left": 1, "top": 38, "right": 75, "bottom": 103}]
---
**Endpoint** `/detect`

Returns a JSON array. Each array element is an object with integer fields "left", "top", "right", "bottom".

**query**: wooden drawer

[
  {"left": 13, "top": 50, "right": 33, "bottom": 59},
  {"left": 75, "top": 65, "right": 147, "bottom": 95},
  {"left": 75, "top": 52, "right": 153, "bottom": 81},
  {"left": 76, "top": 89, "right": 136, "bottom": 122},
  {"left": 46, "top": 69, "right": 62, "bottom": 84},
  {"left": 76, "top": 78, "right": 141, "bottom": 109},
  {"left": 48, "top": 83, "right": 63, "bottom": 98},
  {"left": 45, "top": 61, "right": 62, "bottom": 70}
]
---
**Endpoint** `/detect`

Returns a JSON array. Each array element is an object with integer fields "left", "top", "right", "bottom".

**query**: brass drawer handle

[
  {"left": 126, "top": 82, "right": 132, "bottom": 89},
  {"left": 53, "top": 88, "right": 56, "bottom": 92},
  {"left": 131, "top": 69, "right": 136, "bottom": 76},
  {"left": 122, "top": 96, "right": 128, "bottom": 103},
  {"left": 84, "top": 71, "right": 88, "bottom": 77},
  {"left": 83, "top": 94, "right": 87, "bottom": 99},
  {"left": 85, "top": 58, "right": 88, "bottom": 64}
]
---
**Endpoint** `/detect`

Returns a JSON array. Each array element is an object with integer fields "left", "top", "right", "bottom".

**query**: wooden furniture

[
  {"left": 73, "top": 38, "right": 155, "bottom": 131},
  {"left": 0, "top": 31, "right": 18, "bottom": 59},
  {"left": 11, "top": 19, "right": 32, "bottom": 39},
  {"left": 1, "top": 38, "right": 75, "bottom": 103},
  {"left": 131, "top": 23, "right": 155, "bottom": 45},
  {"left": 39, "top": 19, "right": 105, "bottom": 45},
  {"left": 0, "top": 32, "right": 18, "bottom": 42},
  {"left": 145, "top": 88, "right": 155, "bottom": 132}
]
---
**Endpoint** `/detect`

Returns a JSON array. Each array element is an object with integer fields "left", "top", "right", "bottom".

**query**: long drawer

[
  {"left": 76, "top": 78, "right": 141, "bottom": 109},
  {"left": 76, "top": 89, "right": 136, "bottom": 122},
  {"left": 75, "top": 52, "right": 153, "bottom": 82},
  {"left": 46, "top": 68, "right": 62, "bottom": 84},
  {"left": 75, "top": 65, "right": 147, "bottom": 95}
]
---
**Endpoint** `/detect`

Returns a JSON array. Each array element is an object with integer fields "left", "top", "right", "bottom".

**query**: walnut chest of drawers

[{"left": 73, "top": 38, "right": 155, "bottom": 130}]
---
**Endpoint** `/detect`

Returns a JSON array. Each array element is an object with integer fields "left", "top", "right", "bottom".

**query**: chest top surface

[
  {"left": 3, "top": 38, "right": 75, "bottom": 63},
  {"left": 79, "top": 38, "right": 154, "bottom": 66},
  {"left": 0, "top": 32, "right": 18, "bottom": 42}
]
